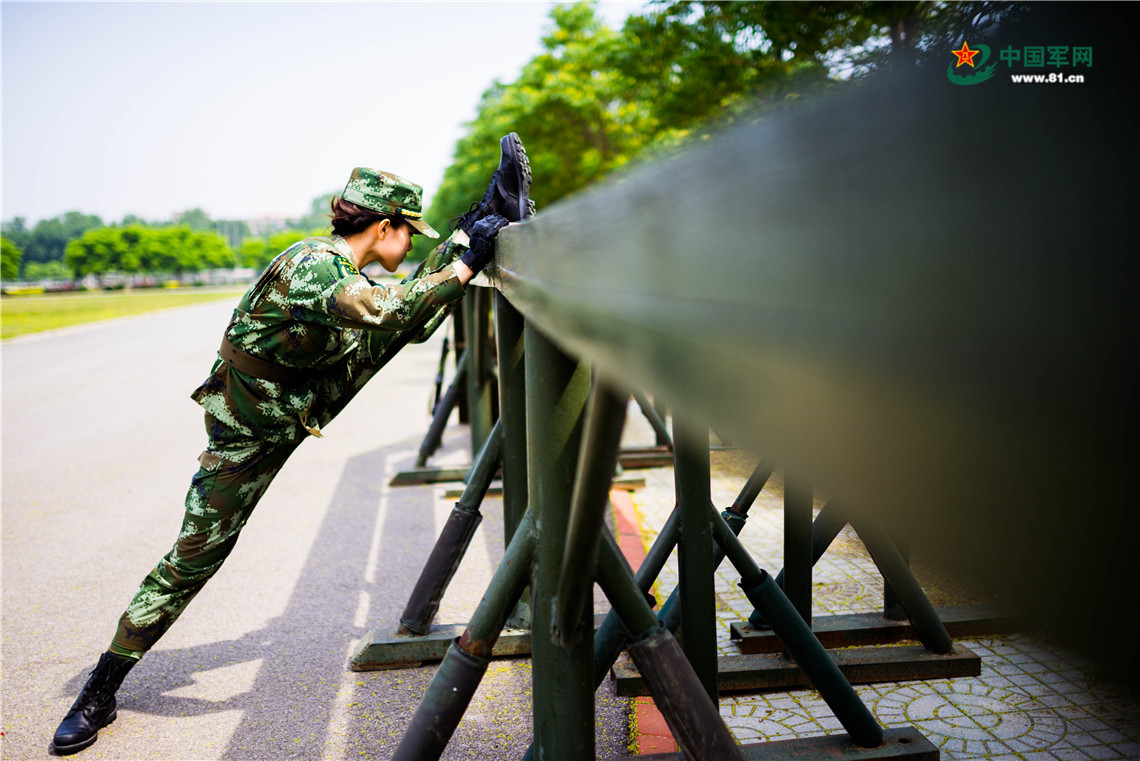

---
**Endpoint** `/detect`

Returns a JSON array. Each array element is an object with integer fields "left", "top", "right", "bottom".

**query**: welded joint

[{"left": 453, "top": 499, "right": 482, "bottom": 515}]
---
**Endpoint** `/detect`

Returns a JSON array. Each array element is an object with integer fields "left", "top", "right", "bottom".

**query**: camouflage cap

[{"left": 341, "top": 167, "right": 440, "bottom": 238}]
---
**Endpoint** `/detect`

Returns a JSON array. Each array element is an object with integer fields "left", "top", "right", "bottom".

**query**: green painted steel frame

[
  {"left": 462, "top": 288, "right": 496, "bottom": 458},
  {"left": 673, "top": 417, "right": 719, "bottom": 706},
  {"left": 394, "top": 33, "right": 1140, "bottom": 752},
  {"left": 524, "top": 322, "right": 596, "bottom": 759},
  {"left": 485, "top": 63, "right": 1139, "bottom": 664}
]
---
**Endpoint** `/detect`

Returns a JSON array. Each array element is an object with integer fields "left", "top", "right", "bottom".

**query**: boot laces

[
  {"left": 448, "top": 200, "right": 481, "bottom": 234},
  {"left": 448, "top": 170, "right": 503, "bottom": 234},
  {"left": 82, "top": 654, "right": 131, "bottom": 702}
]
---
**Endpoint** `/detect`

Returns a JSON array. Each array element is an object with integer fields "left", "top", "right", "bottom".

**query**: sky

[{"left": 1, "top": 1, "right": 647, "bottom": 226}]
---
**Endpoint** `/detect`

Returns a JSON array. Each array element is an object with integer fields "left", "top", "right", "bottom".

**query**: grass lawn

[{"left": 1, "top": 286, "right": 247, "bottom": 340}]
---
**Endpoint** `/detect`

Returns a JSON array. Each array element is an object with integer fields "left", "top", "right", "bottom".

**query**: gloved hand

[{"left": 460, "top": 214, "right": 509, "bottom": 274}]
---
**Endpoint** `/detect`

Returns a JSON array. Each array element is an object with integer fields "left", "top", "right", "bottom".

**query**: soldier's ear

[{"left": 375, "top": 219, "right": 392, "bottom": 238}]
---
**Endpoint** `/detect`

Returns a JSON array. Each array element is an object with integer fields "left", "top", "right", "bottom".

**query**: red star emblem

[{"left": 951, "top": 42, "right": 980, "bottom": 68}]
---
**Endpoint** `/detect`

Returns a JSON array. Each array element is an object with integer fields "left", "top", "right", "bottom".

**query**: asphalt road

[{"left": 1, "top": 299, "right": 629, "bottom": 760}]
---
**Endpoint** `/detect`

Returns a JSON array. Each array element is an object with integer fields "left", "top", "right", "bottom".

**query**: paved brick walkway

[{"left": 620, "top": 440, "right": 1140, "bottom": 760}]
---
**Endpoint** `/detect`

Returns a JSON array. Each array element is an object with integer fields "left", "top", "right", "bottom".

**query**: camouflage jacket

[{"left": 191, "top": 233, "right": 467, "bottom": 443}]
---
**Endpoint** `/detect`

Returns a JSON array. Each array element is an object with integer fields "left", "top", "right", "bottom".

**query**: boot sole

[
  {"left": 50, "top": 710, "right": 117, "bottom": 756},
  {"left": 500, "top": 132, "right": 533, "bottom": 221}
]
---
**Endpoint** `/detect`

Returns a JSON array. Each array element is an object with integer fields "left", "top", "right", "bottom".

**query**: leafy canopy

[
  {"left": 65, "top": 226, "right": 234, "bottom": 278},
  {"left": 419, "top": 0, "right": 915, "bottom": 261}
]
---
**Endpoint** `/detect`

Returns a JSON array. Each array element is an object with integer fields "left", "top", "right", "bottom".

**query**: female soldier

[{"left": 51, "top": 136, "right": 531, "bottom": 755}]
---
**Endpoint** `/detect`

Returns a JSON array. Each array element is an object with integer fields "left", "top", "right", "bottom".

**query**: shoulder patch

[{"left": 333, "top": 256, "right": 359, "bottom": 280}]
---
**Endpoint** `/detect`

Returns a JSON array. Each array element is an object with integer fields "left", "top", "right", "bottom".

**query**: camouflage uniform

[{"left": 109, "top": 171, "right": 467, "bottom": 660}]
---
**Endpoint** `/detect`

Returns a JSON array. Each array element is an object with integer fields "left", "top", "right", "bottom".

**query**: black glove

[{"left": 460, "top": 214, "right": 509, "bottom": 274}]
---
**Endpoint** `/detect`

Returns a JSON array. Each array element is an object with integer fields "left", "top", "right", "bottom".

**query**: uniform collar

[{"left": 329, "top": 235, "right": 359, "bottom": 272}]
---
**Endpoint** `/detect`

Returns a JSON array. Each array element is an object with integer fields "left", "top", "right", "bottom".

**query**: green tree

[
  {"left": 2, "top": 217, "right": 31, "bottom": 252},
  {"left": 239, "top": 229, "right": 325, "bottom": 272},
  {"left": 66, "top": 225, "right": 233, "bottom": 279},
  {"left": 173, "top": 208, "right": 214, "bottom": 231},
  {"left": 613, "top": 1, "right": 867, "bottom": 131},
  {"left": 1, "top": 236, "right": 23, "bottom": 281},
  {"left": 65, "top": 227, "right": 124, "bottom": 281},
  {"left": 424, "top": 1, "right": 905, "bottom": 265},
  {"left": 214, "top": 219, "right": 252, "bottom": 253},
  {"left": 24, "top": 260, "right": 71, "bottom": 280},
  {"left": 154, "top": 227, "right": 234, "bottom": 274},
  {"left": 11, "top": 212, "right": 104, "bottom": 276},
  {"left": 418, "top": 2, "right": 655, "bottom": 263},
  {"left": 171, "top": 208, "right": 252, "bottom": 250},
  {"left": 426, "top": 0, "right": 998, "bottom": 256}
]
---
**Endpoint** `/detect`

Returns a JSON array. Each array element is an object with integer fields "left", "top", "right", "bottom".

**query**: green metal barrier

[
  {"left": 391, "top": 24, "right": 1138, "bottom": 755},
  {"left": 488, "top": 61, "right": 1138, "bottom": 673}
]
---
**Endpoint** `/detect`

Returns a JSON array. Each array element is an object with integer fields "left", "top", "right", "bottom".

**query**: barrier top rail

[{"left": 486, "top": 66, "right": 1138, "bottom": 669}]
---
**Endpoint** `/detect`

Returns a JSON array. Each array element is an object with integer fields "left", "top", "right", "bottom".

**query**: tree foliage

[
  {"left": 425, "top": 3, "right": 650, "bottom": 243},
  {"left": 23, "top": 260, "right": 71, "bottom": 280},
  {"left": 2, "top": 212, "right": 104, "bottom": 276},
  {"left": 1, "top": 236, "right": 23, "bottom": 281},
  {"left": 64, "top": 225, "right": 234, "bottom": 279},
  {"left": 421, "top": 0, "right": 974, "bottom": 253},
  {"left": 1, "top": 199, "right": 332, "bottom": 280},
  {"left": 238, "top": 228, "right": 326, "bottom": 272}
]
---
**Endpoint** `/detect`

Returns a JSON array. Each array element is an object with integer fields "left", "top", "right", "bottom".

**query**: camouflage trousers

[{"left": 110, "top": 414, "right": 302, "bottom": 660}]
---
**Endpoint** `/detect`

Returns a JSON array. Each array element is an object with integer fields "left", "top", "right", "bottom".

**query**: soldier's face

[{"left": 371, "top": 220, "right": 415, "bottom": 272}]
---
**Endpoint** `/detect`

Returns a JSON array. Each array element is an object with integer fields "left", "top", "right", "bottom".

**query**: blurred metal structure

[{"left": 490, "top": 60, "right": 1138, "bottom": 679}]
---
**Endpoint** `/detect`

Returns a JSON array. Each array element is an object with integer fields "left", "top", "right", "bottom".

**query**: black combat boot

[
  {"left": 454, "top": 132, "right": 533, "bottom": 234},
  {"left": 51, "top": 651, "right": 135, "bottom": 755}
]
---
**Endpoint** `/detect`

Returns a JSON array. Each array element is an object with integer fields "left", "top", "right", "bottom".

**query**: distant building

[{"left": 246, "top": 216, "right": 290, "bottom": 236}]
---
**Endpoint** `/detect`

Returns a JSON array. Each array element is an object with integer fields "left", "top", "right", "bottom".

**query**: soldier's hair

[{"left": 329, "top": 196, "right": 409, "bottom": 237}]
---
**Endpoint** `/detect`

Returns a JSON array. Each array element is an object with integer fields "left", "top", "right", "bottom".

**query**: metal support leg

[
  {"left": 742, "top": 572, "right": 885, "bottom": 748},
  {"left": 392, "top": 511, "right": 536, "bottom": 761},
  {"left": 596, "top": 533, "right": 746, "bottom": 761},
  {"left": 633, "top": 390, "right": 672, "bottom": 449},
  {"left": 731, "top": 460, "right": 777, "bottom": 515},
  {"left": 652, "top": 396, "right": 669, "bottom": 447},
  {"left": 784, "top": 475, "right": 813, "bottom": 627},
  {"left": 398, "top": 422, "right": 504, "bottom": 635},
  {"left": 883, "top": 534, "right": 909, "bottom": 621},
  {"left": 750, "top": 500, "right": 847, "bottom": 629},
  {"left": 617, "top": 459, "right": 774, "bottom": 659},
  {"left": 523, "top": 460, "right": 774, "bottom": 761},
  {"left": 416, "top": 349, "right": 469, "bottom": 468},
  {"left": 849, "top": 514, "right": 953, "bottom": 653},
  {"left": 707, "top": 508, "right": 884, "bottom": 748},
  {"left": 494, "top": 292, "right": 528, "bottom": 545},
  {"left": 494, "top": 291, "right": 531, "bottom": 629},
  {"left": 592, "top": 508, "right": 681, "bottom": 686},
  {"left": 464, "top": 287, "right": 494, "bottom": 458},
  {"left": 660, "top": 460, "right": 776, "bottom": 632},
  {"left": 555, "top": 379, "right": 628, "bottom": 648},
  {"left": 674, "top": 417, "right": 718, "bottom": 706},
  {"left": 452, "top": 306, "right": 469, "bottom": 424},
  {"left": 525, "top": 323, "right": 594, "bottom": 759}
]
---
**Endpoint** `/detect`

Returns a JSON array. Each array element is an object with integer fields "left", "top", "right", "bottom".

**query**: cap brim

[{"left": 406, "top": 217, "right": 440, "bottom": 239}]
